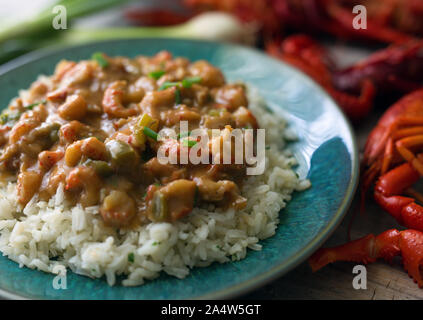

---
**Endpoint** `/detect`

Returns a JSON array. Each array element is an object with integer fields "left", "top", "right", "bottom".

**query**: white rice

[{"left": 0, "top": 86, "right": 310, "bottom": 286}]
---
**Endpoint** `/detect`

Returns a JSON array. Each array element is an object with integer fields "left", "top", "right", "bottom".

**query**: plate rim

[{"left": 0, "top": 38, "right": 359, "bottom": 300}]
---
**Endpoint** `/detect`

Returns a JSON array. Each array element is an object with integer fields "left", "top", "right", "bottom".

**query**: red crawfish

[
  {"left": 266, "top": 34, "right": 375, "bottom": 120},
  {"left": 310, "top": 89, "right": 423, "bottom": 287}
]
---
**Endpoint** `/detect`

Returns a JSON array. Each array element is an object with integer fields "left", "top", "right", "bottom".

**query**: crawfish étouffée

[{"left": 0, "top": 51, "right": 259, "bottom": 228}]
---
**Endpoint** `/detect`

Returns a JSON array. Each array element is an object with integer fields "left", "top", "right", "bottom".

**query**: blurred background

[{"left": 2, "top": 0, "right": 423, "bottom": 299}]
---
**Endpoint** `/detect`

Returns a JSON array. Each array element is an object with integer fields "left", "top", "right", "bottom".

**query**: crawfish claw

[{"left": 309, "top": 229, "right": 423, "bottom": 288}]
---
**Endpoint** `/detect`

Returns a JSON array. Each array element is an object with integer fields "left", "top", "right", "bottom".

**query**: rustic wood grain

[{"left": 243, "top": 110, "right": 423, "bottom": 300}]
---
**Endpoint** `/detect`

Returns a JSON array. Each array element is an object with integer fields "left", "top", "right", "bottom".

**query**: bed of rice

[{"left": 0, "top": 86, "right": 310, "bottom": 286}]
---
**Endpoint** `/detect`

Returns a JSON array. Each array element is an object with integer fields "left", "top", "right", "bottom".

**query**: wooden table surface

[{"left": 242, "top": 107, "right": 423, "bottom": 300}]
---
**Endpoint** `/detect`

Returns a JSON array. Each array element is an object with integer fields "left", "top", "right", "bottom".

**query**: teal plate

[{"left": 0, "top": 39, "right": 358, "bottom": 300}]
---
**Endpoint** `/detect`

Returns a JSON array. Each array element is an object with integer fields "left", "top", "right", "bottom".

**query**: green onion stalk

[
  {"left": 60, "top": 12, "right": 257, "bottom": 46},
  {"left": 0, "top": 11, "right": 258, "bottom": 64},
  {"left": 0, "top": 0, "right": 131, "bottom": 43},
  {"left": 0, "top": 0, "right": 131, "bottom": 63}
]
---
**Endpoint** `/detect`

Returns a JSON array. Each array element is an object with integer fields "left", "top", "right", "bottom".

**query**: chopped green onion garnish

[
  {"left": 182, "top": 139, "right": 197, "bottom": 148},
  {"left": 177, "top": 131, "right": 191, "bottom": 139},
  {"left": 182, "top": 76, "right": 202, "bottom": 88},
  {"left": 128, "top": 253, "right": 134, "bottom": 263},
  {"left": 148, "top": 70, "right": 165, "bottom": 80},
  {"left": 158, "top": 81, "right": 179, "bottom": 91},
  {"left": 208, "top": 109, "right": 220, "bottom": 116},
  {"left": 0, "top": 111, "right": 21, "bottom": 125},
  {"left": 24, "top": 100, "right": 46, "bottom": 110},
  {"left": 92, "top": 52, "right": 109, "bottom": 68},
  {"left": 0, "top": 114, "right": 8, "bottom": 125},
  {"left": 157, "top": 82, "right": 182, "bottom": 104},
  {"left": 1, "top": 100, "right": 47, "bottom": 125},
  {"left": 143, "top": 126, "right": 158, "bottom": 141},
  {"left": 9, "top": 113, "right": 21, "bottom": 121},
  {"left": 175, "top": 88, "right": 181, "bottom": 104}
]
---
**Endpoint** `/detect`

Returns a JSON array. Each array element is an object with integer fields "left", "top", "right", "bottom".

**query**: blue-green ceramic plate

[{"left": 0, "top": 39, "right": 358, "bottom": 299}]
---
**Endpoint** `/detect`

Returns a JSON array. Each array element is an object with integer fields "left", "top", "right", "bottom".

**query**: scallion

[
  {"left": 91, "top": 52, "right": 109, "bottom": 68},
  {"left": 0, "top": 111, "right": 21, "bottom": 125},
  {"left": 0, "top": 114, "right": 8, "bottom": 125},
  {"left": 0, "top": 0, "right": 132, "bottom": 44},
  {"left": 177, "top": 131, "right": 191, "bottom": 139},
  {"left": 208, "top": 109, "right": 221, "bottom": 116},
  {"left": 182, "top": 139, "right": 197, "bottom": 148},
  {"left": 0, "top": 12, "right": 257, "bottom": 65},
  {"left": 157, "top": 82, "right": 182, "bottom": 104},
  {"left": 148, "top": 70, "right": 165, "bottom": 80},
  {"left": 158, "top": 81, "right": 180, "bottom": 91},
  {"left": 24, "top": 100, "right": 46, "bottom": 110},
  {"left": 143, "top": 126, "right": 158, "bottom": 141},
  {"left": 175, "top": 88, "right": 181, "bottom": 104},
  {"left": 182, "top": 76, "right": 202, "bottom": 88}
]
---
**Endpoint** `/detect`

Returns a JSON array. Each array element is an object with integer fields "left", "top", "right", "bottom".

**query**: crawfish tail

[
  {"left": 309, "top": 229, "right": 402, "bottom": 272},
  {"left": 308, "top": 234, "right": 377, "bottom": 272}
]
